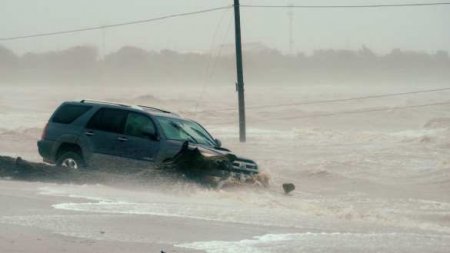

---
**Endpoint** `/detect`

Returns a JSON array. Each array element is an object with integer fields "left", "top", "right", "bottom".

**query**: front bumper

[
  {"left": 167, "top": 143, "right": 259, "bottom": 179},
  {"left": 231, "top": 159, "right": 258, "bottom": 175}
]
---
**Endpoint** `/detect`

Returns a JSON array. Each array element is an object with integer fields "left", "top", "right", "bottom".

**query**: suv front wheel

[{"left": 57, "top": 152, "right": 85, "bottom": 170}]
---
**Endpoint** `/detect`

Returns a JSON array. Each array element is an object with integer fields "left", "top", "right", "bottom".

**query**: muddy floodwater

[{"left": 1, "top": 83, "right": 450, "bottom": 252}]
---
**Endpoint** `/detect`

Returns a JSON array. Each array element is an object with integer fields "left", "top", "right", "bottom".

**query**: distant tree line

[{"left": 0, "top": 44, "right": 449, "bottom": 85}]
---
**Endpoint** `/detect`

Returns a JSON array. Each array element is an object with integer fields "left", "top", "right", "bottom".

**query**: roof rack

[
  {"left": 138, "top": 105, "right": 178, "bottom": 115},
  {"left": 80, "top": 99, "right": 132, "bottom": 108},
  {"left": 79, "top": 99, "right": 178, "bottom": 116}
]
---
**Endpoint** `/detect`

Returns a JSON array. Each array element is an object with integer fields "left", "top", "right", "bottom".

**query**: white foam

[
  {"left": 41, "top": 185, "right": 450, "bottom": 235},
  {"left": 176, "top": 232, "right": 450, "bottom": 253},
  {"left": 39, "top": 185, "right": 112, "bottom": 202}
]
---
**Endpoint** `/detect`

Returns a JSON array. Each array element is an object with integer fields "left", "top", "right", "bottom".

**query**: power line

[
  {"left": 269, "top": 101, "right": 450, "bottom": 121},
  {"left": 0, "top": 2, "right": 446, "bottom": 41},
  {"left": 0, "top": 6, "right": 232, "bottom": 41},
  {"left": 212, "top": 100, "right": 450, "bottom": 125},
  {"left": 204, "top": 87, "right": 450, "bottom": 112},
  {"left": 1, "top": 2, "right": 447, "bottom": 41},
  {"left": 241, "top": 2, "right": 450, "bottom": 9},
  {"left": 194, "top": 8, "right": 232, "bottom": 114},
  {"left": 3, "top": 2, "right": 446, "bottom": 41},
  {"left": 247, "top": 87, "right": 450, "bottom": 110}
]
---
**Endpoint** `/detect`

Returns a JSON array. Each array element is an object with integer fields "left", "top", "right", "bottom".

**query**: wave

[
  {"left": 176, "top": 232, "right": 450, "bottom": 253},
  {"left": 424, "top": 117, "right": 450, "bottom": 129},
  {"left": 0, "top": 127, "right": 42, "bottom": 136},
  {"left": 40, "top": 184, "right": 450, "bottom": 235}
]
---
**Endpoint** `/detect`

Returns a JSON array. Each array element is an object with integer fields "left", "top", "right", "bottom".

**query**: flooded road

[{"left": 1, "top": 83, "right": 450, "bottom": 252}]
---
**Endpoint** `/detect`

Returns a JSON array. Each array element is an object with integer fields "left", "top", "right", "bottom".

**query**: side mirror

[
  {"left": 215, "top": 138, "right": 222, "bottom": 148},
  {"left": 142, "top": 126, "right": 159, "bottom": 141}
]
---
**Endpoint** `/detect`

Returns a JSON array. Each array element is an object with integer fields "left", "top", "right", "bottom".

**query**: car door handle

[
  {"left": 117, "top": 137, "right": 128, "bottom": 142},
  {"left": 85, "top": 131, "right": 95, "bottom": 136}
]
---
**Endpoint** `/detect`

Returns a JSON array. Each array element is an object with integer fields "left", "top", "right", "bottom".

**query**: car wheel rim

[{"left": 61, "top": 158, "right": 78, "bottom": 169}]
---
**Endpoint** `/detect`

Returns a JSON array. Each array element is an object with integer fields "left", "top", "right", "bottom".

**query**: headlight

[{"left": 198, "top": 147, "right": 219, "bottom": 158}]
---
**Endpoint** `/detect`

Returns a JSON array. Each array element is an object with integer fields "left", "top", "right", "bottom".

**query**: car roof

[{"left": 68, "top": 99, "right": 183, "bottom": 119}]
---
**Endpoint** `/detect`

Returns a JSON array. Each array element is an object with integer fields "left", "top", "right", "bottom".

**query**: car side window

[
  {"left": 86, "top": 108, "right": 127, "bottom": 134},
  {"left": 124, "top": 112, "right": 155, "bottom": 138}
]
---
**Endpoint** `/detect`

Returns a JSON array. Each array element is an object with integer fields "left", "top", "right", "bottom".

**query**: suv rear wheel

[{"left": 57, "top": 152, "right": 85, "bottom": 170}]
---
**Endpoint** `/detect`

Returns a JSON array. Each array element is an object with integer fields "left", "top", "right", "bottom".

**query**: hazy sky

[{"left": 1, "top": 0, "right": 449, "bottom": 55}]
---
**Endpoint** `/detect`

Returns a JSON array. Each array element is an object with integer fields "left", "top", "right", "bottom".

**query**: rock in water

[{"left": 282, "top": 183, "right": 295, "bottom": 194}]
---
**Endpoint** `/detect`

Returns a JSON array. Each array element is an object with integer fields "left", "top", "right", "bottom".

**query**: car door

[
  {"left": 118, "top": 112, "right": 160, "bottom": 163},
  {"left": 84, "top": 107, "right": 128, "bottom": 166}
]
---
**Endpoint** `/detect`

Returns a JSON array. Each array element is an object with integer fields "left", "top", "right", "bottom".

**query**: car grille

[{"left": 232, "top": 160, "right": 258, "bottom": 173}]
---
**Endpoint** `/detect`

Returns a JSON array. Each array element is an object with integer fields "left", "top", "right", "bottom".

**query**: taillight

[{"left": 41, "top": 123, "right": 48, "bottom": 139}]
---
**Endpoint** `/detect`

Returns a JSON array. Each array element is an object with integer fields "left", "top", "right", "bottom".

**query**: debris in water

[{"left": 282, "top": 183, "right": 295, "bottom": 194}]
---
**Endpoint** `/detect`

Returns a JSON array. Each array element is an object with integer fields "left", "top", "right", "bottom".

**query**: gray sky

[{"left": 1, "top": 0, "right": 449, "bottom": 55}]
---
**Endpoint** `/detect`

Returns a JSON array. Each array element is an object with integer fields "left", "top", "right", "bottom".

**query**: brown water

[{"left": 1, "top": 82, "right": 450, "bottom": 252}]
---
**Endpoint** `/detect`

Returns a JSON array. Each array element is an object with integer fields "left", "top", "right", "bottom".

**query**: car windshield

[{"left": 155, "top": 116, "right": 217, "bottom": 147}]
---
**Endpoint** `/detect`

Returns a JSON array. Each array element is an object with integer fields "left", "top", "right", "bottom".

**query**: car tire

[{"left": 57, "top": 151, "right": 85, "bottom": 170}]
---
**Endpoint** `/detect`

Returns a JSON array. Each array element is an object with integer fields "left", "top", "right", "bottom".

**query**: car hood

[{"left": 189, "top": 143, "right": 255, "bottom": 163}]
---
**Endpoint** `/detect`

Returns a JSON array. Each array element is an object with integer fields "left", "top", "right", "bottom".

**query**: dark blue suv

[{"left": 37, "top": 100, "right": 259, "bottom": 180}]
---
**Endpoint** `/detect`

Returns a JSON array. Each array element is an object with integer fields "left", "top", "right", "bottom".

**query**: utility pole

[
  {"left": 288, "top": 3, "right": 294, "bottom": 55},
  {"left": 233, "top": 0, "right": 246, "bottom": 142}
]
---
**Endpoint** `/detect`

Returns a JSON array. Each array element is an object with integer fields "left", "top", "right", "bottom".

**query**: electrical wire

[
  {"left": 0, "top": 5, "right": 232, "bottom": 41},
  {"left": 268, "top": 101, "right": 450, "bottom": 121},
  {"left": 2, "top": 2, "right": 447, "bottom": 41},
  {"left": 212, "top": 100, "right": 450, "bottom": 125},
  {"left": 205, "top": 87, "right": 450, "bottom": 112},
  {"left": 194, "top": 8, "right": 231, "bottom": 113},
  {"left": 240, "top": 2, "right": 450, "bottom": 9}
]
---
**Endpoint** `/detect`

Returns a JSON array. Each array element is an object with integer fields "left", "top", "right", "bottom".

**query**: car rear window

[{"left": 52, "top": 104, "right": 92, "bottom": 124}]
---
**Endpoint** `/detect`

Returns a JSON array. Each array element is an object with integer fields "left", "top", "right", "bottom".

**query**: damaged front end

[{"left": 162, "top": 141, "right": 266, "bottom": 187}]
